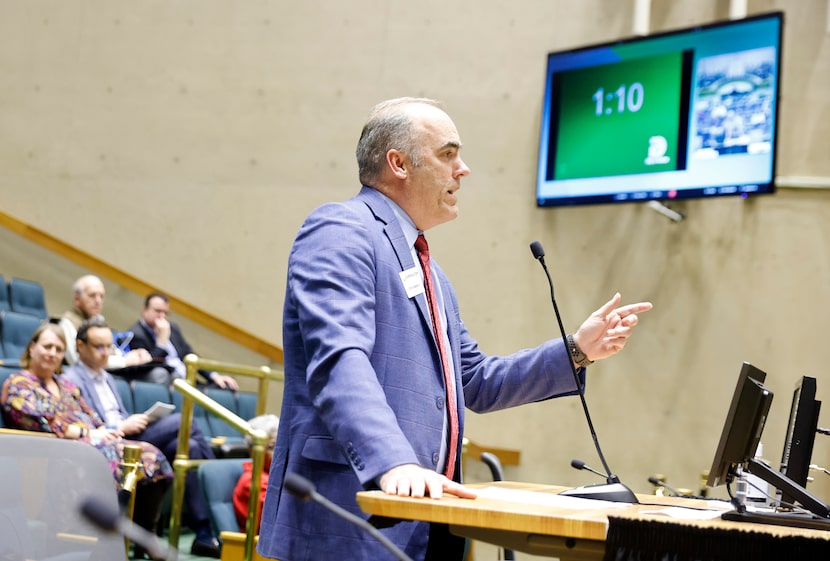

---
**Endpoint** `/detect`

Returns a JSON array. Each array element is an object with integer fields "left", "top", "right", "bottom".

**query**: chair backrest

[
  {"left": 0, "top": 433, "right": 128, "bottom": 561},
  {"left": 0, "top": 311, "right": 42, "bottom": 362},
  {"left": 7, "top": 278, "right": 48, "bottom": 320},
  {"left": 171, "top": 389, "right": 214, "bottom": 441},
  {"left": 112, "top": 377, "right": 135, "bottom": 415},
  {"left": 204, "top": 388, "right": 240, "bottom": 438},
  {"left": 130, "top": 380, "right": 173, "bottom": 415},
  {"left": 236, "top": 391, "right": 259, "bottom": 422},
  {"left": 197, "top": 458, "right": 246, "bottom": 536},
  {"left": 0, "top": 274, "right": 10, "bottom": 313}
]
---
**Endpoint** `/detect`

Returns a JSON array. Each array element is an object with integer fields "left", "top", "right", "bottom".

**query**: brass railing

[
  {"left": 167, "top": 354, "right": 283, "bottom": 561},
  {"left": 120, "top": 444, "right": 143, "bottom": 556}
]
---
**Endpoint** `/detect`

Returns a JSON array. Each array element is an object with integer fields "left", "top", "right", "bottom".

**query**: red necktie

[{"left": 415, "top": 234, "right": 459, "bottom": 480}]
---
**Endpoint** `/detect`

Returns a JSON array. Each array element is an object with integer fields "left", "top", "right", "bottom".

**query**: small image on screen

[{"left": 691, "top": 47, "right": 776, "bottom": 159}]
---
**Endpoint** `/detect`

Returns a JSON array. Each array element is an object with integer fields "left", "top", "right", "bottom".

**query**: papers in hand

[{"left": 144, "top": 401, "right": 175, "bottom": 422}]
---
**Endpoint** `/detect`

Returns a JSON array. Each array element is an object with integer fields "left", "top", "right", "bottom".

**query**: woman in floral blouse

[{"left": 0, "top": 322, "right": 174, "bottom": 541}]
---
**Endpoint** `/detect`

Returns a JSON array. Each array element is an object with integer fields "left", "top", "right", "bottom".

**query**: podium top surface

[{"left": 356, "top": 481, "right": 830, "bottom": 543}]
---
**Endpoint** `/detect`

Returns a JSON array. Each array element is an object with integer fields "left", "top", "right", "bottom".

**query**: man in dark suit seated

[
  {"left": 62, "top": 316, "right": 223, "bottom": 558},
  {"left": 126, "top": 292, "right": 238, "bottom": 390}
]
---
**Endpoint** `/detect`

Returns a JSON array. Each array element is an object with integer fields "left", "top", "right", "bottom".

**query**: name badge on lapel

[{"left": 399, "top": 267, "right": 425, "bottom": 298}]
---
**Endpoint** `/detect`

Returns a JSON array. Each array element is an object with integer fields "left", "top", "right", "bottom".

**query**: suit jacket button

[
  {"left": 432, "top": 453, "right": 440, "bottom": 465},
  {"left": 435, "top": 397, "right": 444, "bottom": 409}
]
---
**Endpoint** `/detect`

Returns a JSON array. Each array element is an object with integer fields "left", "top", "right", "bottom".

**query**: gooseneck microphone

[
  {"left": 571, "top": 458, "right": 608, "bottom": 479},
  {"left": 80, "top": 496, "right": 176, "bottom": 561},
  {"left": 283, "top": 472, "right": 415, "bottom": 561},
  {"left": 530, "top": 241, "right": 637, "bottom": 504}
]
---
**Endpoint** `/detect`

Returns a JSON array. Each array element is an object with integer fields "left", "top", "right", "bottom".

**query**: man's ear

[{"left": 386, "top": 149, "right": 408, "bottom": 180}]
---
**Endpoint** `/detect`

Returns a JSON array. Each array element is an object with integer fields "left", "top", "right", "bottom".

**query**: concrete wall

[{"left": 1, "top": 1, "right": 829, "bottom": 557}]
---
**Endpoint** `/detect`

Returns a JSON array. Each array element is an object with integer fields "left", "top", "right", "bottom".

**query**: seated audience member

[
  {"left": 59, "top": 274, "right": 171, "bottom": 384},
  {"left": 127, "top": 292, "right": 238, "bottom": 389},
  {"left": 0, "top": 323, "right": 173, "bottom": 548},
  {"left": 62, "top": 316, "right": 223, "bottom": 558},
  {"left": 232, "top": 414, "right": 279, "bottom": 531}
]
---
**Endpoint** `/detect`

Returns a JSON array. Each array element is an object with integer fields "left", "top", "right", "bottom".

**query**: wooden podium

[
  {"left": 217, "top": 481, "right": 830, "bottom": 561},
  {"left": 356, "top": 481, "right": 830, "bottom": 560}
]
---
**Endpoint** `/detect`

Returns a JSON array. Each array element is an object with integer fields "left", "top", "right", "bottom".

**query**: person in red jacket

[{"left": 233, "top": 414, "right": 279, "bottom": 531}]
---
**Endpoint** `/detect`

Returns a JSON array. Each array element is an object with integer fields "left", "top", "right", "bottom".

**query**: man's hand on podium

[{"left": 380, "top": 464, "right": 478, "bottom": 500}]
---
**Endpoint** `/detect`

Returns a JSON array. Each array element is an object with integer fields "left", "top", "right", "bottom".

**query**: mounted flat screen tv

[{"left": 536, "top": 12, "right": 783, "bottom": 207}]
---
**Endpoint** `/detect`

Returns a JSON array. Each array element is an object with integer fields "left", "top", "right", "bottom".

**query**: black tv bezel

[{"left": 535, "top": 11, "right": 784, "bottom": 208}]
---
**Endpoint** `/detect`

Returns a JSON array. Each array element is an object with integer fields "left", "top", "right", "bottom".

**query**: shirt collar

[
  {"left": 374, "top": 191, "right": 421, "bottom": 250},
  {"left": 79, "top": 360, "right": 107, "bottom": 382}
]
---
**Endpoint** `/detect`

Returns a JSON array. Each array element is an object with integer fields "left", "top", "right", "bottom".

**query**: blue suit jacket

[
  {"left": 62, "top": 363, "right": 129, "bottom": 421},
  {"left": 258, "top": 187, "right": 582, "bottom": 561}
]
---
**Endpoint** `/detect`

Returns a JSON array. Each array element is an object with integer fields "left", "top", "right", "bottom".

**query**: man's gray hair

[
  {"left": 72, "top": 274, "right": 103, "bottom": 296},
  {"left": 245, "top": 414, "right": 279, "bottom": 447},
  {"left": 356, "top": 97, "right": 444, "bottom": 187}
]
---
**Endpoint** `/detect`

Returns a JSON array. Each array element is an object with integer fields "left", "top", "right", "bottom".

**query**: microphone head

[
  {"left": 284, "top": 472, "right": 316, "bottom": 500},
  {"left": 529, "top": 241, "right": 545, "bottom": 260},
  {"left": 80, "top": 496, "right": 119, "bottom": 531},
  {"left": 647, "top": 476, "right": 662, "bottom": 486},
  {"left": 570, "top": 459, "right": 586, "bottom": 470}
]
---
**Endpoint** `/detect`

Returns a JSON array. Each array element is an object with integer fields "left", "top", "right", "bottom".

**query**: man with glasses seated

[
  {"left": 126, "top": 292, "right": 238, "bottom": 390},
  {"left": 62, "top": 315, "right": 223, "bottom": 558}
]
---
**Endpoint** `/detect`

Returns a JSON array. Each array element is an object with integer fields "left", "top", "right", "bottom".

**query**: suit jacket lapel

[
  {"left": 78, "top": 374, "right": 106, "bottom": 420},
  {"left": 358, "top": 187, "right": 433, "bottom": 335}
]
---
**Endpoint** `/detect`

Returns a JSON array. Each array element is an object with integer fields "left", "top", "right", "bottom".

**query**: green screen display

[{"left": 553, "top": 51, "right": 686, "bottom": 180}]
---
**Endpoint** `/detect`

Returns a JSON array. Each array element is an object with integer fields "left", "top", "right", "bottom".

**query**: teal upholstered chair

[
  {"left": 197, "top": 458, "right": 247, "bottom": 536},
  {"left": 7, "top": 278, "right": 48, "bottom": 321},
  {"left": 0, "top": 274, "right": 10, "bottom": 314},
  {"left": 0, "top": 311, "right": 42, "bottom": 366}
]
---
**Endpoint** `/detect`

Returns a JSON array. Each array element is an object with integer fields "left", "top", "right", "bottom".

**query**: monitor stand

[
  {"left": 722, "top": 458, "right": 830, "bottom": 531},
  {"left": 722, "top": 509, "right": 830, "bottom": 531}
]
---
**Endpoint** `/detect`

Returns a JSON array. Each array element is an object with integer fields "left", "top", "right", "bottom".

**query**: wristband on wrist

[{"left": 566, "top": 334, "right": 594, "bottom": 368}]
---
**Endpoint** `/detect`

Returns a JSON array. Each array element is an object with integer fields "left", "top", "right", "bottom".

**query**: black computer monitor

[
  {"left": 708, "top": 364, "right": 830, "bottom": 528},
  {"left": 707, "top": 362, "right": 772, "bottom": 488},
  {"left": 779, "top": 376, "right": 821, "bottom": 506}
]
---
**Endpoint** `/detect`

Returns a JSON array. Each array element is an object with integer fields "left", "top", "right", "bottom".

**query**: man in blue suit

[{"left": 257, "top": 97, "right": 652, "bottom": 561}]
